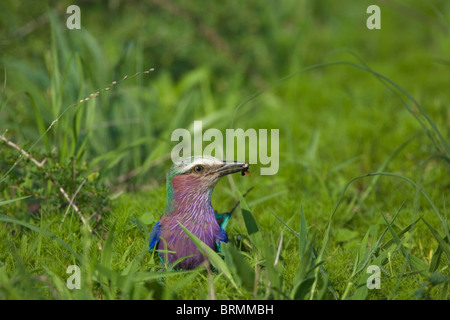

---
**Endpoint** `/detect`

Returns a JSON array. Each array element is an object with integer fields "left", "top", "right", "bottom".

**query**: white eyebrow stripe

[{"left": 175, "top": 156, "right": 224, "bottom": 172}]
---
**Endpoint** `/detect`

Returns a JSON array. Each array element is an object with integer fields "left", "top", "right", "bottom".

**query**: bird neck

[{"left": 164, "top": 174, "right": 215, "bottom": 220}]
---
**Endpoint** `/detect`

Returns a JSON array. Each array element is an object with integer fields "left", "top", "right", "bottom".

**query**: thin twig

[
  {"left": 274, "top": 230, "right": 283, "bottom": 267},
  {"left": 0, "top": 132, "right": 47, "bottom": 167},
  {"left": 1, "top": 133, "right": 90, "bottom": 231},
  {"left": 60, "top": 178, "right": 89, "bottom": 230}
]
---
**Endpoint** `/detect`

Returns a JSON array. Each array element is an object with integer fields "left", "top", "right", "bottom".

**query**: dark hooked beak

[{"left": 214, "top": 161, "right": 250, "bottom": 177}]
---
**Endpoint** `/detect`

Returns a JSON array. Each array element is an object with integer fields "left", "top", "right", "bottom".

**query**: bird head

[{"left": 164, "top": 155, "right": 249, "bottom": 214}]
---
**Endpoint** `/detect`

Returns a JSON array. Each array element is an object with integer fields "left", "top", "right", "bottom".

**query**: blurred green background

[{"left": 0, "top": 0, "right": 449, "bottom": 299}]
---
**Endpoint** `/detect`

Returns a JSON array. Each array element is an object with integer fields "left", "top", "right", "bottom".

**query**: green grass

[{"left": 0, "top": 0, "right": 449, "bottom": 299}]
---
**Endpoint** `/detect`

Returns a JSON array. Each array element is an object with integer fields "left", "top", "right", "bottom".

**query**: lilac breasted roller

[{"left": 148, "top": 156, "right": 249, "bottom": 270}]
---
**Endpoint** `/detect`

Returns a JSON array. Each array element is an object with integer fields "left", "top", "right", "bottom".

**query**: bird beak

[{"left": 214, "top": 161, "right": 250, "bottom": 177}]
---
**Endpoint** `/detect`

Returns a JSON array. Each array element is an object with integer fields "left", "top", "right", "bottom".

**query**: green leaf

[
  {"left": 354, "top": 227, "right": 372, "bottom": 274},
  {"left": 238, "top": 192, "right": 259, "bottom": 236},
  {"left": 334, "top": 228, "right": 359, "bottom": 243},
  {"left": 429, "top": 245, "right": 443, "bottom": 273},
  {"left": 129, "top": 216, "right": 148, "bottom": 235},
  {"left": 222, "top": 243, "right": 255, "bottom": 292},
  {"left": 242, "top": 208, "right": 259, "bottom": 236},
  {"left": 100, "top": 224, "right": 115, "bottom": 269},
  {"left": 291, "top": 242, "right": 316, "bottom": 299},
  {"left": 291, "top": 277, "right": 315, "bottom": 300},
  {"left": 140, "top": 212, "right": 155, "bottom": 225}
]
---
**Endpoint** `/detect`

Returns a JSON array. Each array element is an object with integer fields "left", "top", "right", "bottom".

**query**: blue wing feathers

[
  {"left": 149, "top": 220, "right": 161, "bottom": 250},
  {"left": 216, "top": 226, "right": 228, "bottom": 243}
]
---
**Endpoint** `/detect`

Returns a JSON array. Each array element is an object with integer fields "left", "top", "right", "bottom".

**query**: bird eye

[{"left": 193, "top": 165, "right": 203, "bottom": 173}]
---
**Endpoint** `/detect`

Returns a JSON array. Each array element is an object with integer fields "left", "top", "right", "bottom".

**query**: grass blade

[
  {"left": 177, "top": 221, "right": 239, "bottom": 290},
  {"left": 0, "top": 196, "right": 30, "bottom": 206},
  {"left": 222, "top": 242, "right": 255, "bottom": 293},
  {"left": 421, "top": 217, "right": 450, "bottom": 266}
]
